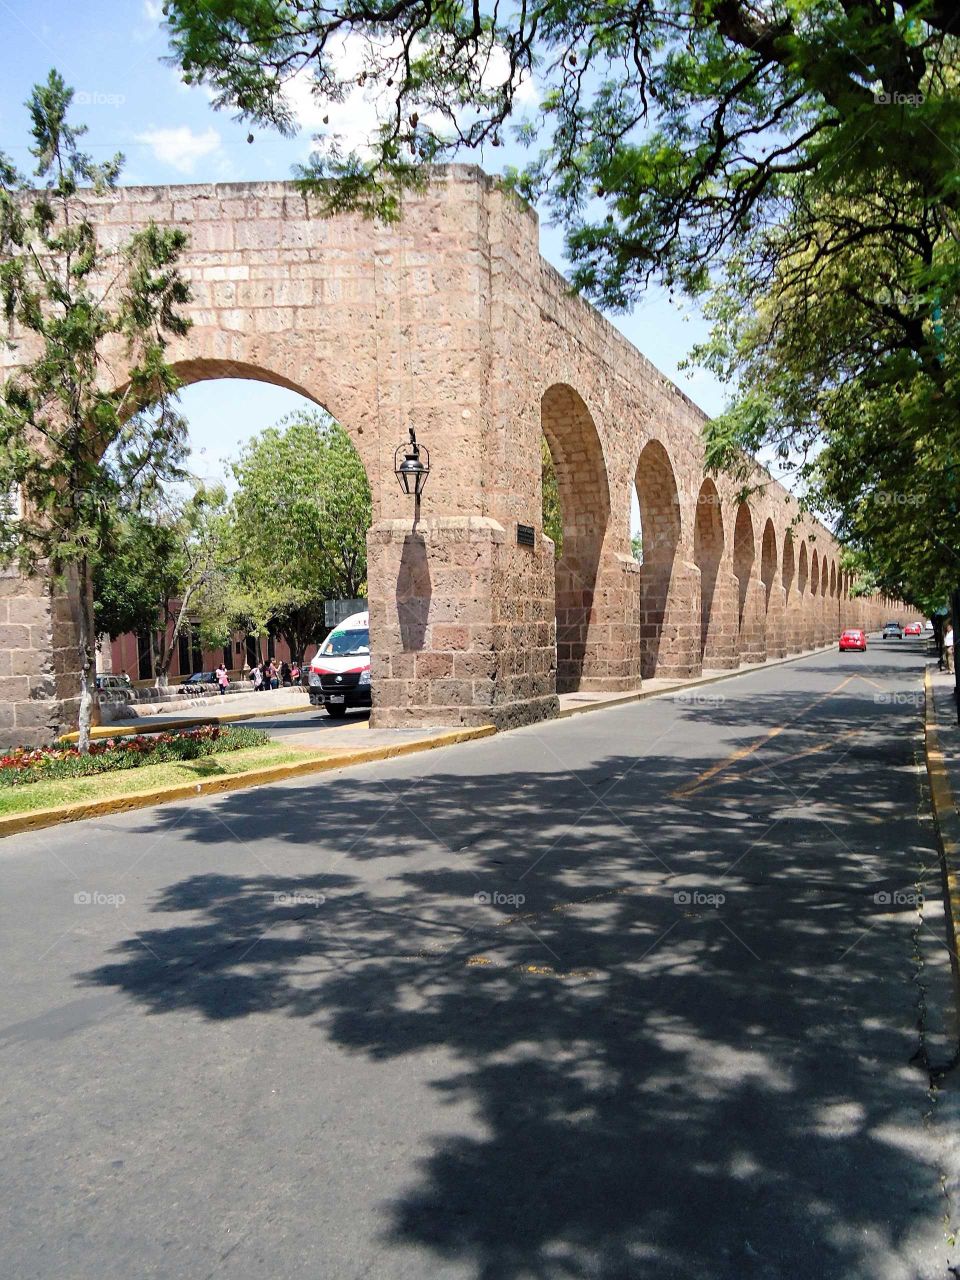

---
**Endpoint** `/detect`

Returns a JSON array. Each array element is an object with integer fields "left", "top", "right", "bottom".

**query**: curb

[
  {"left": 0, "top": 725, "right": 496, "bottom": 840},
  {"left": 59, "top": 703, "right": 312, "bottom": 742},
  {"left": 923, "top": 666, "right": 960, "bottom": 1015},
  {"left": 556, "top": 643, "right": 839, "bottom": 719}
]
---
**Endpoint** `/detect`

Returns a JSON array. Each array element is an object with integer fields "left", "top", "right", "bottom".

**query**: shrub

[{"left": 0, "top": 725, "right": 270, "bottom": 787}]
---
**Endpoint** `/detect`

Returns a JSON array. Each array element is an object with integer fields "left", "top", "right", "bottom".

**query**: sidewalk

[
  {"left": 556, "top": 643, "right": 837, "bottom": 717},
  {"left": 930, "top": 668, "right": 960, "bottom": 826},
  {"left": 105, "top": 684, "right": 309, "bottom": 723}
]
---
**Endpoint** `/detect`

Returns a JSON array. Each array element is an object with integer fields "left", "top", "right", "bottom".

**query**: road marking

[
  {"left": 669, "top": 676, "right": 855, "bottom": 799},
  {"left": 706, "top": 727, "right": 864, "bottom": 790}
]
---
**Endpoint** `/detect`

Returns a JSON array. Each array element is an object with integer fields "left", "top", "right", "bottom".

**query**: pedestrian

[
  {"left": 252, "top": 664, "right": 263, "bottom": 692},
  {"left": 290, "top": 661, "right": 301, "bottom": 684},
  {"left": 280, "top": 660, "right": 291, "bottom": 687},
  {"left": 946, "top": 623, "right": 955, "bottom": 674},
  {"left": 215, "top": 662, "right": 229, "bottom": 696},
  {"left": 268, "top": 660, "right": 280, "bottom": 690}
]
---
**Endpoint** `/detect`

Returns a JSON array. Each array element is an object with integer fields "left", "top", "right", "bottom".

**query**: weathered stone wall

[{"left": 0, "top": 166, "right": 891, "bottom": 746}]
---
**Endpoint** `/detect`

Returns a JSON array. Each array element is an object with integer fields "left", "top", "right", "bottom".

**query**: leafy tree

[
  {"left": 163, "top": 2, "right": 960, "bottom": 272},
  {"left": 94, "top": 487, "right": 235, "bottom": 686},
  {"left": 94, "top": 512, "right": 181, "bottom": 643},
  {"left": 541, "top": 435, "right": 562, "bottom": 557},
  {"left": 161, "top": 2, "right": 960, "bottom": 611},
  {"left": 631, "top": 533, "right": 643, "bottom": 564},
  {"left": 691, "top": 173, "right": 960, "bottom": 614},
  {"left": 0, "top": 71, "right": 189, "bottom": 749},
  {"left": 229, "top": 409, "right": 371, "bottom": 663}
]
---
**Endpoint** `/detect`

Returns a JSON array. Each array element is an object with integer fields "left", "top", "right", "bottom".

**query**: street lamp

[{"left": 394, "top": 426, "right": 430, "bottom": 518}]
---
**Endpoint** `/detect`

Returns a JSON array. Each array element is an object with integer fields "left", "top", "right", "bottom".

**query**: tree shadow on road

[{"left": 78, "top": 664, "right": 947, "bottom": 1279}]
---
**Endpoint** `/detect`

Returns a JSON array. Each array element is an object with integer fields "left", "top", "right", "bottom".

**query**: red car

[
  {"left": 839, "top": 628, "right": 867, "bottom": 652},
  {"left": 903, "top": 622, "right": 922, "bottom": 636}
]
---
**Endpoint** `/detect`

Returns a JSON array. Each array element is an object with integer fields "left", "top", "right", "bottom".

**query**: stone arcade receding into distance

[{"left": 0, "top": 166, "right": 890, "bottom": 747}]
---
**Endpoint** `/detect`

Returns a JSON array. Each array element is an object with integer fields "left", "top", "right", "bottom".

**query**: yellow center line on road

[
  {"left": 710, "top": 727, "right": 864, "bottom": 788},
  {"left": 669, "top": 675, "right": 856, "bottom": 800}
]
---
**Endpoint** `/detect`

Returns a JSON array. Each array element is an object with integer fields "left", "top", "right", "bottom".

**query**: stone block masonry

[{"left": 0, "top": 168, "right": 891, "bottom": 746}]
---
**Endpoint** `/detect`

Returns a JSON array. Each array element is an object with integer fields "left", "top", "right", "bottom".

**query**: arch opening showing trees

[{"left": 541, "top": 384, "right": 610, "bottom": 692}]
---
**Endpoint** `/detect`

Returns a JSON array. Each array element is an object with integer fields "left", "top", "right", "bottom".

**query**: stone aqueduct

[{"left": 1, "top": 165, "right": 891, "bottom": 746}]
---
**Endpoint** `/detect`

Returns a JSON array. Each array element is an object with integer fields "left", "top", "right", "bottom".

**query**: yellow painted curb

[
  {"left": 923, "top": 666, "right": 960, "bottom": 1010},
  {"left": 58, "top": 703, "right": 312, "bottom": 742},
  {"left": 0, "top": 724, "right": 496, "bottom": 840}
]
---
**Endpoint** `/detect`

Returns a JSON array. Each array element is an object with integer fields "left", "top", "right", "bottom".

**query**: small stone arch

[
  {"left": 733, "top": 504, "right": 756, "bottom": 627},
  {"left": 541, "top": 383, "right": 611, "bottom": 692},
  {"left": 760, "top": 519, "right": 778, "bottom": 607},
  {"left": 782, "top": 530, "right": 796, "bottom": 595},
  {"left": 635, "top": 439, "right": 683, "bottom": 677},
  {"left": 694, "top": 478, "right": 725, "bottom": 661},
  {"left": 634, "top": 439, "right": 682, "bottom": 568}
]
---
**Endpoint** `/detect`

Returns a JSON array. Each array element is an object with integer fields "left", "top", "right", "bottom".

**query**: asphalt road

[{"left": 1, "top": 642, "right": 955, "bottom": 1279}]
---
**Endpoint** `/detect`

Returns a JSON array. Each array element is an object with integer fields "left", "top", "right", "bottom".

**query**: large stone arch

[
  {"left": 693, "top": 479, "right": 736, "bottom": 669},
  {"left": 541, "top": 384, "right": 618, "bottom": 693},
  {"left": 761, "top": 519, "right": 786, "bottom": 658},
  {"left": 733, "top": 503, "right": 764, "bottom": 663},
  {"left": 634, "top": 439, "right": 697, "bottom": 678},
  {"left": 0, "top": 169, "right": 881, "bottom": 745}
]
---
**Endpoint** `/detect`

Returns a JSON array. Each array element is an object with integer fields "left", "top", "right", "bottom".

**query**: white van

[{"left": 308, "top": 610, "right": 371, "bottom": 718}]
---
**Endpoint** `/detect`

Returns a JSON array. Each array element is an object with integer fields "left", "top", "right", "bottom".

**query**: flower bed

[{"left": 0, "top": 725, "right": 270, "bottom": 787}]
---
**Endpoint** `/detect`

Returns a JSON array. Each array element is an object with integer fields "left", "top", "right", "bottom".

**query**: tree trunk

[{"left": 76, "top": 558, "right": 97, "bottom": 753}]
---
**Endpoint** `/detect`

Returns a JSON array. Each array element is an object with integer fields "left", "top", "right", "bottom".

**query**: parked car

[
  {"left": 903, "top": 622, "right": 922, "bottom": 636},
  {"left": 94, "top": 673, "right": 134, "bottom": 701},
  {"left": 179, "top": 671, "right": 219, "bottom": 694},
  {"left": 881, "top": 621, "right": 903, "bottom": 640},
  {"left": 924, "top": 619, "right": 935, "bottom": 633},
  {"left": 308, "top": 610, "right": 371, "bottom": 718},
  {"left": 839, "top": 628, "right": 867, "bottom": 652}
]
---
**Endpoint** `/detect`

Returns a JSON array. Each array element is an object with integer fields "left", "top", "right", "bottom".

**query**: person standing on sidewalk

[
  {"left": 215, "top": 663, "right": 229, "bottom": 696},
  {"left": 945, "top": 623, "right": 955, "bottom": 674}
]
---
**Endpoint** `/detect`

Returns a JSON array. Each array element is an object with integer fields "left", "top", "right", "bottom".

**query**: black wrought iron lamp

[{"left": 394, "top": 426, "right": 430, "bottom": 518}]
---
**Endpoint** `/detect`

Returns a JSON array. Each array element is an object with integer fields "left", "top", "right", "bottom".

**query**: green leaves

[{"left": 0, "top": 71, "right": 190, "bottom": 746}]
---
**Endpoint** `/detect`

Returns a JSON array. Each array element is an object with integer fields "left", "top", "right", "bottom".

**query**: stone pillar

[
  {"left": 557, "top": 550, "right": 640, "bottom": 693},
  {"left": 702, "top": 566, "right": 740, "bottom": 669},
  {"left": 367, "top": 516, "right": 559, "bottom": 731},
  {"left": 639, "top": 559, "right": 701, "bottom": 679},
  {"left": 764, "top": 583, "right": 788, "bottom": 659},
  {"left": 737, "top": 574, "right": 767, "bottom": 664},
  {"left": 0, "top": 565, "right": 80, "bottom": 750},
  {"left": 784, "top": 589, "right": 804, "bottom": 653}
]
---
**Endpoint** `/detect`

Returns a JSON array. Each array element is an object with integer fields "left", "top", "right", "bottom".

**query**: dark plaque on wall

[{"left": 517, "top": 523, "right": 535, "bottom": 548}]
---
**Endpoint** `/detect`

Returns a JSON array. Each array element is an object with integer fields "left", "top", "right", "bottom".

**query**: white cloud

[
  {"left": 135, "top": 126, "right": 222, "bottom": 175},
  {"left": 143, "top": 0, "right": 164, "bottom": 20}
]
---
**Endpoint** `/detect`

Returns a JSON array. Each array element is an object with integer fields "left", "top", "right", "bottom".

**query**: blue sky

[{"left": 0, "top": 0, "right": 729, "bottom": 508}]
